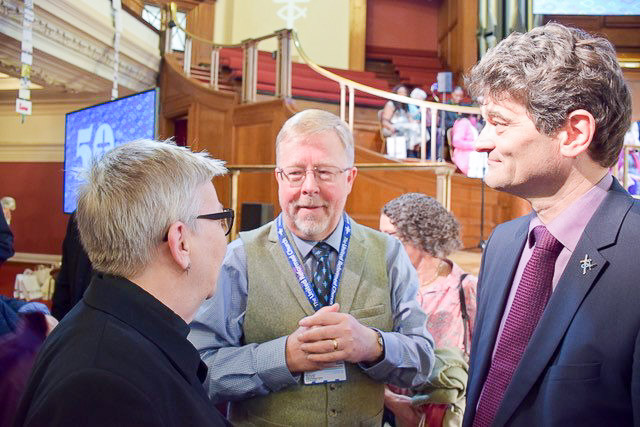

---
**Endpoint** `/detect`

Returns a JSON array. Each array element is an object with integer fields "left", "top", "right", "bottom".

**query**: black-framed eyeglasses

[
  {"left": 276, "top": 166, "right": 352, "bottom": 187},
  {"left": 197, "top": 208, "right": 235, "bottom": 236},
  {"left": 163, "top": 208, "right": 235, "bottom": 241}
]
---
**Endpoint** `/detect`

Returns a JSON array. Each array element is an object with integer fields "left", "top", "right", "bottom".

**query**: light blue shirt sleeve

[
  {"left": 188, "top": 238, "right": 298, "bottom": 403},
  {"left": 188, "top": 229, "right": 435, "bottom": 402},
  {"left": 359, "top": 234, "right": 435, "bottom": 388}
]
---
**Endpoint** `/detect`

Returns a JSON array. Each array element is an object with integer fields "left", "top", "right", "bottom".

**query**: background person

[
  {"left": 463, "top": 23, "right": 638, "bottom": 426},
  {"left": 408, "top": 88, "right": 432, "bottom": 158},
  {"left": 381, "top": 84, "right": 421, "bottom": 158},
  {"left": 190, "top": 109, "right": 435, "bottom": 426},
  {"left": 0, "top": 199, "right": 58, "bottom": 426},
  {"left": 444, "top": 86, "right": 467, "bottom": 131},
  {"left": 14, "top": 140, "right": 230, "bottom": 426},
  {"left": 380, "top": 193, "right": 477, "bottom": 426},
  {"left": 451, "top": 114, "right": 480, "bottom": 175},
  {"left": 0, "top": 203, "right": 13, "bottom": 263}
]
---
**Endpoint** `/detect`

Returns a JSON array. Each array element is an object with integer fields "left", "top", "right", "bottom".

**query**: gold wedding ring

[{"left": 332, "top": 338, "right": 339, "bottom": 351}]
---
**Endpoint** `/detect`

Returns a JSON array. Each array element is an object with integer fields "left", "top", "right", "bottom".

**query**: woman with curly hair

[{"left": 380, "top": 193, "right": 477, "bottom": 427}]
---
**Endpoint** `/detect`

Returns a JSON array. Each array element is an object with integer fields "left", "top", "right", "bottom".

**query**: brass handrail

[
  {"left": 225, "top": 162, "right": 456, "bottom": 240},
  {"left": 168, "top": 2, "right": 480, "bottom": 163}
]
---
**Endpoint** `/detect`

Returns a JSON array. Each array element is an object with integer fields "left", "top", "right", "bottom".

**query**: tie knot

[
  {"left": 311, "top": 242, "right": 333, "bottom": 260},
  {"left": 532, "top": 225, "right": 563, "bottom": 254}
]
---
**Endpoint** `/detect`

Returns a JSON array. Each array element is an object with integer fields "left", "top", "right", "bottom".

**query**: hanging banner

[
  {"left": 17, "top": 0, "right": 35, "bottom": 118},
  {"left": 111, "top": 0, "right": 122, "bottom": 100}
]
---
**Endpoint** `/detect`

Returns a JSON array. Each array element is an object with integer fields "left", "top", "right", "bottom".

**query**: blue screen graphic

[
  {"left": 533, "top": 0, "right": 640, "bottom": 15},
  {"left": 63, "top": 89, "right": 158, "bottom": 213}
]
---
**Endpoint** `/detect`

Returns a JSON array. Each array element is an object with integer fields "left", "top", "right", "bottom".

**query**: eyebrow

[{"left": 484, "top": 109, "right": 511, "bottom": 123}]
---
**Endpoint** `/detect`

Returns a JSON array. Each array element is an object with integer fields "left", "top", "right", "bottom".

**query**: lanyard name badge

[{"left": 276, "top": 213, "right": 351, "bottom": 384}]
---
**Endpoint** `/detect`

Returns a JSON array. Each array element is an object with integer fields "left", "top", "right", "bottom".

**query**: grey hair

[
  {"left": 382, "top": 193, "right": 461, "bottom": 258},
  {"left": 466, "top": 22, "right": 631, "bottom": 168},
  {"left": 75, "top": 139, "right": 227, "bottom": 278},
  {"left": 275, "top": 109, "right": 355, "bottom": 166}
]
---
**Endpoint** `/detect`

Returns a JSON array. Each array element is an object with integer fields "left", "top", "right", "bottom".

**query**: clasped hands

[{"left": 285, "top": 303, "right": 383, "bottom": 374}]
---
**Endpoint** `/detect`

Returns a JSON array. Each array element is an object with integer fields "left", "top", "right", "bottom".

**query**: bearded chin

[{"left": 292, "top": 213, "right": 330, "bottom": 239}]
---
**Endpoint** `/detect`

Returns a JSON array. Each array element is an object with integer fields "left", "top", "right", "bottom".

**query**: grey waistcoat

[{"left": 229, "top": 219, "right": 393, "bottom": 426}]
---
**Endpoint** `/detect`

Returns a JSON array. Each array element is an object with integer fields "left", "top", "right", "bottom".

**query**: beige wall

[
  {"left": 214, "top": 0, "right": 350, "bottom": 69},
  {"left": 0, "top": 95, "right": 109, "bottom": 162}
]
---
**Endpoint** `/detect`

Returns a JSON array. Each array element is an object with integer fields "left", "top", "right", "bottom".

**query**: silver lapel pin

[{"left": 579, "top": 254, "right": 596, "bottom": 275}]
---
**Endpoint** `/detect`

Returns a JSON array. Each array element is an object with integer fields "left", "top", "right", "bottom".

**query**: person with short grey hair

[
  {"left": 190, "top": 109, "right": 435, "bottom": 425},
  {"left": 463, "top": 23, "right": 638, "bottom": 426},
  {"left": 382, "top": 193, "right": 462, "bottom": 259},
  {"left": 276, "top": 108, "right": 355, "bottom": 166},
  {"left": 15, "top": 140, "right": 231, "bottom": 426},
  {"left": 380, "top": 193, "right": 477, "bottom": 426}
]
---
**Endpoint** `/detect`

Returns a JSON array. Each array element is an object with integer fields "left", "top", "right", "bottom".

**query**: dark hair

[
  {"left": 466, "top": 22, "right": 631, "bottom": 168},
  {"left": 391, "top": 84, "right": 409, "bottom": 112}
]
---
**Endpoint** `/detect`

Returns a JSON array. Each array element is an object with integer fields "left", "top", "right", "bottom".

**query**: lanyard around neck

[{"left": 275, "top": 213, "right": 352, "bottom": 311}]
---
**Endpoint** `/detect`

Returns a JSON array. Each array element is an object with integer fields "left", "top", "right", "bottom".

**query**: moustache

[{"left": 293, "top": 199, "right": 328, "bottom": 209}]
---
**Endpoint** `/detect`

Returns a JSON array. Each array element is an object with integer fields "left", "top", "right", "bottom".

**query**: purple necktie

[{"left": 473, "top": 225, "right": 563, "bottom": 427}]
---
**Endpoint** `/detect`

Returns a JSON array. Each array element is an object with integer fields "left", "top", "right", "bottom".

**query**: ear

[
  {"left": 166, "top": 221, "right": 191, "bottom": 271},
  {"left": 345, "top": 166, "right": 358, "bottom": 194},
  {"left": 559, "top": 109, "right": 596, "bottom": 158}
]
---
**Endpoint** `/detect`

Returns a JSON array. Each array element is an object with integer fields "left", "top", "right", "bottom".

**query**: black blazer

[
  {"left": 14, "top": 274, "right": 228, "bottom": 427},
  {"left": 464, "top": 179, "right": 640, "bottom": 426},
  {"left": 51, "top": 213, "right": 93, "bottom": 320}
]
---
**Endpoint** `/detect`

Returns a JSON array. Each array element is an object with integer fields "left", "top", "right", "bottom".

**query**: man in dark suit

[
  {"left": 462, "top": 23, "right": 638, "bottom": 426},
  {"left": 0, "top": 208, "right": 14, "bottom": 263},
  {"left": 14, "top": 140, "right": 232, "bottom": 426}
]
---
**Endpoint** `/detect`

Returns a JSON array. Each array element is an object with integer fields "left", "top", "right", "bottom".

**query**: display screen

[
  {"left": 63, "top": 88, "right": 158, "bottom": 213},
  {"left": 533, "top": 0, "right": 640, "bottom": 15}
]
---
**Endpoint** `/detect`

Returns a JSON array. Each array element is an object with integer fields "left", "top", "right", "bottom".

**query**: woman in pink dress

[
  {"left": 380, "top": 193, "right": 477, "bottom": 427},
  {"left": 451, "top": 114, "right": 480, "bottom": 176}
]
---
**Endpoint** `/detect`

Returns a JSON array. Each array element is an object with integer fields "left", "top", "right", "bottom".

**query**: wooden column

[
  {"left": 186, "top": 3, "right": 215, "bottom": 67},
  {"left": 349, "top": 0, "right": 367, "bottom": 71}
]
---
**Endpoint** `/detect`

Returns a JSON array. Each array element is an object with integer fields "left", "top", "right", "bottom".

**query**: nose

[
  {"left": 300, "top": 170, "right": 320, "bottom": 194},
  {"left": 474, "top": 125, "right": 494, "bottom": 153}
]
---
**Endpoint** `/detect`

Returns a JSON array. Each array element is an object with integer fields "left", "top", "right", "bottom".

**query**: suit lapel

[
  {"left": 267, "top": 222, "right": 316, "bottom": 317},
  {"left": 466, "top": 216, "right": 530, "bottom": 413},
  {"left": 494, "top": 180, "right": 634, "bottom": 425}
]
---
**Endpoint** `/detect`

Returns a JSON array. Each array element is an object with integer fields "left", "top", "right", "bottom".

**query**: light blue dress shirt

[{"left": 189, "top": 216, "right": 435, "bottom": 403}]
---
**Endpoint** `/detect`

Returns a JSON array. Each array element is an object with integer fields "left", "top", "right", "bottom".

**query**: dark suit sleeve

[
  {"left": 19, "top": 369, "right": 165, "bottom": 427},
  {"left": 51, "top": 215, "right": 77, "bottom": 320},
  {"left": 0, "top": 213, "right": 14, "bottom": 263},
  {"left": 633, "top": 328, "right": 640, "bottom": 426}
]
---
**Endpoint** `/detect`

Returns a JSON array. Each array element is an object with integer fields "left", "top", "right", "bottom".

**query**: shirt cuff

[
  {"left": 358, "top": 330, "right": 397, "bottom": 378},
  {"left": 18, "top": 302, "right": 50, "bottom": 315},
  {"left": 255, "top": 335, "right": 299, "bottom": 391}
]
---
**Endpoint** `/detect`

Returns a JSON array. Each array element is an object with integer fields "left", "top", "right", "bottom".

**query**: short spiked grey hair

[
  {"left": 75, "top": 139, "right": 227, "bottom": 278},
  {"left": 275, "top": 109, "right": 354, "bottom": 167}
]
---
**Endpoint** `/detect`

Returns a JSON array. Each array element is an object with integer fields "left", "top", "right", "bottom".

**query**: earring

[{"left": 184, "top": 262, "right": 191, "bottom": 273}]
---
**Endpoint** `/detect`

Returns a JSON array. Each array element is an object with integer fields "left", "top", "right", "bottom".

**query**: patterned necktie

[
  {"left": 473, "top": 225, "right": 563, "bottom": 427},
  {"left": 311, "top": 242, "right": 334, "bottom": 306}
]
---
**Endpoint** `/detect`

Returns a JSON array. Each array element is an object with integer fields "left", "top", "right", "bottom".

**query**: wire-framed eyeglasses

[
  {"left": 163, "top": 208, "right": 235, "bottom": 241},
  {"left": 276, "top": 166, "right": 351, "bottom": 187}
]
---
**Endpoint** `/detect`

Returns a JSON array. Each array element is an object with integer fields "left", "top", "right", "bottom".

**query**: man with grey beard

[{"left": 189, "top": 109, "right": 435, "bottom": 426}]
